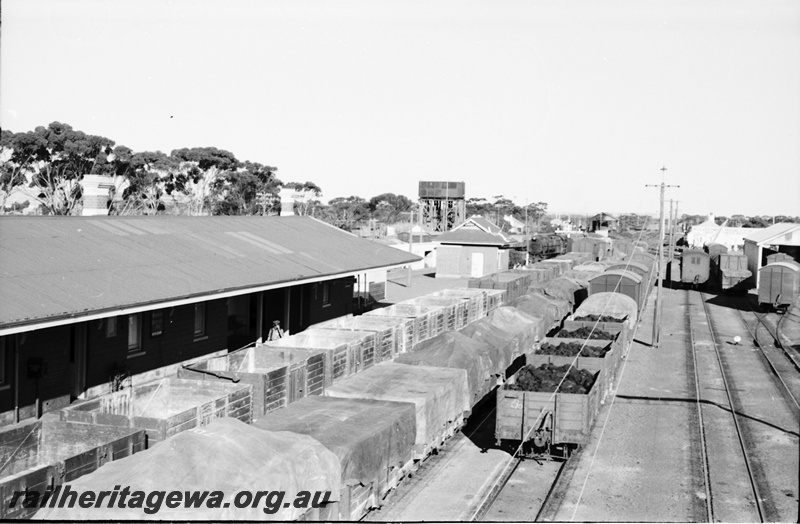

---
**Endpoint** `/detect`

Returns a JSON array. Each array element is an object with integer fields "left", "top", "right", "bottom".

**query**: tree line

[
  {"left": 0, "top": 122, "right": 284, "bottom": 216},
  {"left": 0, "top": 122, "right": 552, "bottom": 233}
]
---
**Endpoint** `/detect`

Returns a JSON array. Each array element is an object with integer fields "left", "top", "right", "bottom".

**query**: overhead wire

[{"left": 469, "top": 220, "right": 654, "bottom": 521}]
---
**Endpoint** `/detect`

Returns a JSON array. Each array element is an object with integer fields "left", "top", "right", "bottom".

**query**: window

[
  {"left": 127, "top": 314, "right": 142, "bottom": 353},
  {"left": 106, "top": 317, "right": 118, "bottom": 338},
  {"left": 322, "top": 282, "right": 331, "bottom": 306},
  {"left": 151, "top": 310, "right": 164, "bottom": 337},
  {"left": 194, "top": 303, "right": 206, "bottom": 338}
]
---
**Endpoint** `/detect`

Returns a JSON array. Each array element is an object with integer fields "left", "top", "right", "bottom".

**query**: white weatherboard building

[{"left": 686, "top": 213, "right": 759, "bottom": 251}]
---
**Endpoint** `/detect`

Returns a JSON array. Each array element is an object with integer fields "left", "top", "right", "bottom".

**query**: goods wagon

[
  {"left": 408, "top": 295, "right": 469, "bottom": 332},
  {"left": 0, "top": 420, "right": 145, "bottom": 520},
  {"left": 178, "top": 344, "right": 327, "bottom": 416},
  {"left": 624, "top": 252, "right": 656, "bottom": 273},
  {"left": 34, "top": 418, "right": 341, "bottom": 521},
  {"left": 312, "top": 315, "right": 410, "bottom": 358},
  {"left": 532, "top": 337, "right": 618, "bottom": 402},
  {"left": 59, "top": 378, "right": 253, "bottom": 446},
  {"left": 556, "top": 251, "right": 594, "bottom": 267},
  {"left": 325, "top": 362, "right": 471, "bottom": 459},
  {"left": 758, "top": 262, "right": 800, "bottom": 310},
  {"left": 495, "top": 361, "right": 603, "bottom": 456},
  {"left": 766, "top": 252, "right": 799, "bottom": 266},
  {"left": 535, "top": 259, "right": 573, "bottom": 277},
  {"left": 717, "top": 253, "right": 751, "bottom": 293},
  {"left": 469, "top": 272, "right": 530, "bottom": 304},
  {"left": 266, "top": 330, "right": 379, "bottom": 382},
  {"left": 588, "top": 269, "right": 646, "bottom": 313},
  {"left": 604, "top": 261, "right": 650, "bottom": 280},
  {"left": 365, "top": 303, "right": 444, "bottom": 347},
  {"left": 705, "top": 242, "right": 728, "bottom": 259},
  {"left": 528, "top": 234, "right": 567, "bottom": 262},
  {"left": 680, "top": 249, "right": 711, "bottom": 287},
  {"left": 430, "top": 288, "right": 488, "bottom": 323},
  {"left": 568, "top": 236, "right": 610, "bottom": 262},
  {"left": 395, "top": 331, "right": 504, "bottom": 407},
  {"left": 254, "top": 396, "right": 417, "bottom": 521}
]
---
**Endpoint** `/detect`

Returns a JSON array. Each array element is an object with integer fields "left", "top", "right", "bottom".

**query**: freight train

[
  {"left": 18, "top": 249, "right": 644, "bottom": 521},
  {"left": 678, "top": 247, "right": 752, "bottom": 293}
]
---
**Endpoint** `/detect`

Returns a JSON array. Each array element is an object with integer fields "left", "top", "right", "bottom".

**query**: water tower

[{"left": 418, "top": 181, "right": 466, "bottom": 232}]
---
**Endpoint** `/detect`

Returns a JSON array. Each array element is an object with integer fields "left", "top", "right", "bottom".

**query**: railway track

[
  {"left": 689, "top": 290, "right": 799, "bottom": 522},
  {"left": 739, "top": 301, "right": 800, "bottom": 411},
  {"left": 690, "top": 290, "right": 765, "bottom": 521}
]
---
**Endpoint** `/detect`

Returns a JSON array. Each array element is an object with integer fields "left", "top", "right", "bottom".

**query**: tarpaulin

[
  {"left": 572, "top": 292, "right": 638, "bottom": 329},
  {"left": 542, "top": 277, "right": 585, "bottom": 305},
  {"left": 460, "top": 318, "right": 519, "bottom": 370},
  {"left": 396, "top": 331, "right": 499, "bottom": 405},
  {"left": 486, "top": 306, "right": 545, "bottom": 355},
  {"left": 514, "top": 292, "right": 571, "bottom": 329},
  {"left": 34, "top": 418, "right": 340, "bottom": 521},
  {"left": 324, "top": 363, "right": 470, "bottom": 448},
  {"left": 573, "top": 262, "right": 614, "bottom": 273},
  {"left": 562, "top": 269, "right": 604, "bottom": 286},
  {"left": 253, "top": 396, "right": 416, "bottom": 489}
]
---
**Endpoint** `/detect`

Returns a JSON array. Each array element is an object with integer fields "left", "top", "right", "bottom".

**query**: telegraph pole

[
  {"left": 407, "top": 206, "right": 414, "bottom": 287},
  {"left": 646, "top": 166, "right": 679, "bottom": 348}
]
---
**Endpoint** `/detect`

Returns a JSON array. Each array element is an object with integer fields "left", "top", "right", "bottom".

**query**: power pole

[
  {"left": 407, "top": 206, "right": 414, "bottom": 287},
  {"left": 646, "top": 166, "right": 679, "bottom": 348}
]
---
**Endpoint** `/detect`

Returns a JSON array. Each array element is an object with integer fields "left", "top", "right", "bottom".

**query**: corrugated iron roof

[
  {"left": 744, "top": 222, "right": 800, "bottom": 245},
  {"left": 466, "top": 216, "right": 503, "bottom": 235},
  {"left": 0, "top": 215, "right": 420, "bottom": 328},
  {"left": 438, "top": 216, "right": 513, "bottom": 246},
  {"left": 437, "top": 228, "right": 512, "bottom": 246}
]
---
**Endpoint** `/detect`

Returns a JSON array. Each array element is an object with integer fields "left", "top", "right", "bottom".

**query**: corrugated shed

[
  {"left": 744, "top": 223, "right": 800, "bottom": 246},
  {"left": 0, "top": 216, "right": 420, "bottom": 328}
]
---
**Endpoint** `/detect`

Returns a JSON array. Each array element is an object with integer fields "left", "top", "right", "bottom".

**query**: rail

[
  {"left": 684, "top": 291, "right": 713, "bottom": 522},
  {"left": 697, "top": 291, "right": 765, "bottom": 522},
  {"left": 738, "top": 301, "right": 799, "bottom": 413}
]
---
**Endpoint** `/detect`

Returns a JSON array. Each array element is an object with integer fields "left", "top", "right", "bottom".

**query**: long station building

[{"left": 0, "top": 214, "right": 419, "bottom": 425}]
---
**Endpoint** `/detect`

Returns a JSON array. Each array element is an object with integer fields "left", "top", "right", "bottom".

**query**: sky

[{"left": 2, "top": 0, "right": 799, "bottom": 217}]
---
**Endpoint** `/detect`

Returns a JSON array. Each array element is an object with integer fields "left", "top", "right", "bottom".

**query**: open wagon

[
  {"left": 496, "top": 361, "right": 603, "bottom": 458},
  {"left": 0, "top": 420, "right": 145, "bottom": 519},
  {"left": 59, "top": 378, "right": 252, "bottom": 446},
  {"left": 178, "top": 344, "right": 327, "bottom": 417}
]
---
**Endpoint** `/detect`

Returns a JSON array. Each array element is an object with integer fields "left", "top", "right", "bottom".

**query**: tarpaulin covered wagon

[
  {"left": 254, "top": 396, "right": 417, "bottom": 521},
  {"left": 325, "top": 362, "right": 471, "bottom": 459},
  {"left": 34, "top": 418, "right": 341, "bottom": 521}
]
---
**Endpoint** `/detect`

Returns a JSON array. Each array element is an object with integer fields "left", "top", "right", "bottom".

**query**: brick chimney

[{"left": 79, "top": 175, "right": 114, "bottom": 216}]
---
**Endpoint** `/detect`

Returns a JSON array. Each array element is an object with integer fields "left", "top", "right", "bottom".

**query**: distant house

[
  {"left": 743, "top": 222, "right": 800, "bottom": 287},
  {"left": 590, "top": 212, "right": 618, "bottom": 233},
  {"left": 434, "top": 216, "right": 519, "bottom": 278},
  {"left": 0, "top": 215, "right": 419, "bottom": 425}
]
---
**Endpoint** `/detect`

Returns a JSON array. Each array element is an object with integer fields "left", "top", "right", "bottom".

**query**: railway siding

[
  {"left": 540, "top": 287, "right": 707, "bottom": 522},
  {"left": 688, "top": 292, "right": 763, "bottom": 522},
  {"left": 701, "top": 294, "right": 799, "bottom": 521}
]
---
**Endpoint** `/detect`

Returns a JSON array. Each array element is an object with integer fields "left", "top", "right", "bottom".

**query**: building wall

[
  {"left": 0, "top": 277, "right": 354, "bottom": 426},
  {"left": 435, "top": 245, "right": 463, "bottom": 278},
  {"left": 744, "top": 240, "right": 761, "bottom": 288},
  {"left": 436, "top": 244, "right": 505, "bottom": 278}
]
